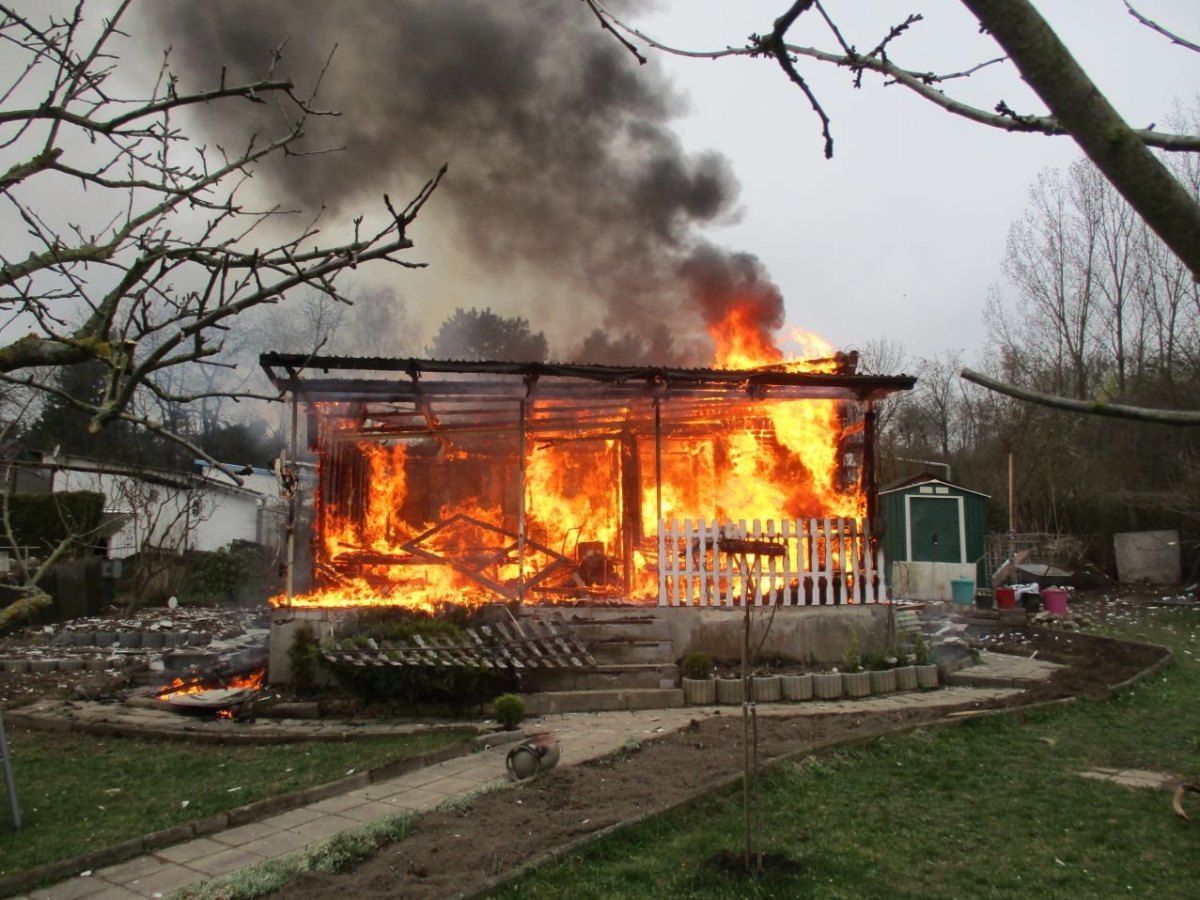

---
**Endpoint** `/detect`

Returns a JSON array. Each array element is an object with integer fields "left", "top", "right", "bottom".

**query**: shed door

[{"left": 907, "top": 496, "right": 964, "bottom": 563}]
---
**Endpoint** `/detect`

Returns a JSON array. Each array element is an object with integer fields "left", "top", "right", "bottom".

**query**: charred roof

[{"left": 259, "top": 353, "right": 916, "bottom": 441}]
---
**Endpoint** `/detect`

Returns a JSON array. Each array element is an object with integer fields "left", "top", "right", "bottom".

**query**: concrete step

[
  {"left": 586, "top": 638, "right": 676, "bottom": 666},
  {"left": 962, "top": 608, "right": 1029, "bottom": 625},
  {"left": 944, "top": 669, "right": 1044, "bottom": 689},
  {"left": 522, "top": 663, "right": 679, "bottom": 692},
  {"left": 519, "top": 687, "right": 684, "bottom": 715},
  {"left": 944, "top": 650, "right": 1064, "bottom": 688},
  {"left": 516, "top": 609, "right": 672, "bottom": 644}
]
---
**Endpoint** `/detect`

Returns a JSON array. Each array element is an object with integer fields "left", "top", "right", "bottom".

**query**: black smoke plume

[{"left": 143, "top": 0, "right": 786, "bottom": 364}]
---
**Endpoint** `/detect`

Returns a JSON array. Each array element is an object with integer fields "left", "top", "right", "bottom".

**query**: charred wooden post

[
  {"left": 285, "top": 393, "right": 299, "bottom": 603},
  {"left": 653, "top": 398, "right": 664, "bottom": 524},
  {"left": 864, "top": 401, "right": 878, "bottom": 529},
  {"left": 518, "top": 399, "right": 527, "bottom": 604},
  {"left": 620, "top": 431, "right": 640, "bottom": 596}
]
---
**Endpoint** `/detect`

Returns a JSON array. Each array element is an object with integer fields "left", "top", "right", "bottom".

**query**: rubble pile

[
  {"left": 0, "top": 605, "right": 269, "bottom": 706},
  {"left": 1031, "top": 610, "right": 1090, "bottom": 630}
]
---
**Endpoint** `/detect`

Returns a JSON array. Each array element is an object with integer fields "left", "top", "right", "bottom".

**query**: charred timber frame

[{"left": 260, "top": 354, "right": 915, "bottom": 604}]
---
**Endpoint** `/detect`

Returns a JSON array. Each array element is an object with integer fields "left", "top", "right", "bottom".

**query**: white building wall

[
  {"left": 191, "top": 493, "right": 261, "bottom": 552},
  {"left": 41, "top": 455, "right": 286, "bottom": 559}
]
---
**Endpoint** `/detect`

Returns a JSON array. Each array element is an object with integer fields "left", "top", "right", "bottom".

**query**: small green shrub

[
  {"left": 680, "top": 651, "right": 714, "bottom": 680},
  {"left": 492, "top": 693, "right": 525, "bottom": 729},
  {"left": 182, "top": 543, "right": 269, "bottom": 604},
  {"left": 841, "top": 632, "right": 862, "bottom": 672},
  {"left": 913, "top": 631, "right": 932, "bottom": 666},
  {"left": 347, "top": 608, "right": 466, "bottom": 642},
  {"left": 865, "top": 648, "right": 890, "bottom": 671}
]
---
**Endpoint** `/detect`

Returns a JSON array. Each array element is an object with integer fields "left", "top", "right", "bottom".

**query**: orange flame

[
  {"left": 277, "top": 303, "right": 864, "bottom": 609},
  {"left": 157, "top": 668, "right": 265, "bottom": 701}
]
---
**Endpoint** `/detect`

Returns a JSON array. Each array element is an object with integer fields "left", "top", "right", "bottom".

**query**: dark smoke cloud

[
  {"left": 143, "top": 0, "right": 786, "bottom": 365},
  {"left": 681, "top": 246, "right": 785, "bottom": 335}
]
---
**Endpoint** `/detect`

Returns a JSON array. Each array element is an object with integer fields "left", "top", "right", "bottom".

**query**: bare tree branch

[
  {"left": 582, "top": 2, "right": 1200, "bottom": 152},
  {"left": 753, "top": 1, "right": 834, "bottom": 158},
  {"left": 1124, "top": 1, "right": 1200, "bottom": 54},
  {"left": 0, "top": 1, "right": 444, "bottom": 447},
  {"left": 579, "top": 0, "right": 645, "bottom": 65},
  {"left": 961, "top": 367, "right": 1200, "bottom": 425},
  {"left": 581, "top": 0, "right": 1200, "bottom": 284}
]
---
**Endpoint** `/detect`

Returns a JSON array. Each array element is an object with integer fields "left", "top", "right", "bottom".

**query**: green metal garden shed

[{"left": 880, "top": 475, "right": 990, "bottom": 594}]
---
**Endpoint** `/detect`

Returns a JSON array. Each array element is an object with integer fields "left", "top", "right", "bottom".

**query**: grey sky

[{"left": 635, "top": 0, "right": 1200, "bottom": 364}]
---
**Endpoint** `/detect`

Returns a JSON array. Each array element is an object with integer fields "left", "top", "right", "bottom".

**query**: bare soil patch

[{"left": 986, "top": 624, "right": 1168, "bottom": 701}]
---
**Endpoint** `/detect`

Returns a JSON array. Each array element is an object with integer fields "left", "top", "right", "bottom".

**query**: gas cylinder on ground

[{"left": 506, "top": 733, "right": 560, "bottom": 779}]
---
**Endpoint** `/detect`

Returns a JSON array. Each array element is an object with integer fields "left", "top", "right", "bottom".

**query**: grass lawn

[
  {"left": 499, "top": 596, "right": 1200, "bottom": 899},
  {"left": 0, "top": 726, "right": 474, "bottom": 878}
]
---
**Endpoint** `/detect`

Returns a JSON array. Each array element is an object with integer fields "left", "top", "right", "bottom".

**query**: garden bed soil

[
  {"left": 985, "top": 625, "right": 1168, "bottom": 701},
  {"left": 268, "top": 626, "right": 1169, "bottom": 900}
]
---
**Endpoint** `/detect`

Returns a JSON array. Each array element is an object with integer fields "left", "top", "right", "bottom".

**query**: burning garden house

[{"left": 260, "top": 337, "right": 915, "bottom": 691}]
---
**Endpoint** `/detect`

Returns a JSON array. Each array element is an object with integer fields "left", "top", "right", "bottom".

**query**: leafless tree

[
  {"left": 850, "top": 337, "right": 910, "bottom": 477},
  {"left": 580, "top": 0, "right": 1200, "bottom": 423},
  {"left": 0, "top": 1, "right": 442, "bottom": 466},
  {"left": 1001, "top": 163, "right": 1104, "bottom": 400}
]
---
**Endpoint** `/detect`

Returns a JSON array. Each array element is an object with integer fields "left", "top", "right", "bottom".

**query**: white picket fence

[{"left": 657, "top": 517, "right": 888, "bottom": 606}]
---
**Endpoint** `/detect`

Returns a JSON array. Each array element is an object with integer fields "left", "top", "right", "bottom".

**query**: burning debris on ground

[
  {"left": 154, "top": 667, "right": 267, "bottom": 720},
  {"left": 0, "top": 605, "right": 269, "bottom": 708}
]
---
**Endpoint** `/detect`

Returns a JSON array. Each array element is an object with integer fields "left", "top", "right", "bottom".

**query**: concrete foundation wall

[
  {"left": 268, "top": 602, "right": 894, "bottom": 686},
  {"left": 660, "top": 604, "right": 891, "bottom": 665},
  {"left": 889, "top": 561, "right": 977, "bottom": 601},
  {"left": 268, "top": 607, "right": 343, "bottom": 685}
]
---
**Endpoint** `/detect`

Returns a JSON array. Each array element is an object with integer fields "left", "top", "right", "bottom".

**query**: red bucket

[{"left": 995, "top": 587, "right": 1016, "bottom": 609}]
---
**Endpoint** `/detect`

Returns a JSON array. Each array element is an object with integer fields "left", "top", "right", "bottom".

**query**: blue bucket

[{"left": 950, "top": 577, "right": 976, "bottom": 605}]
